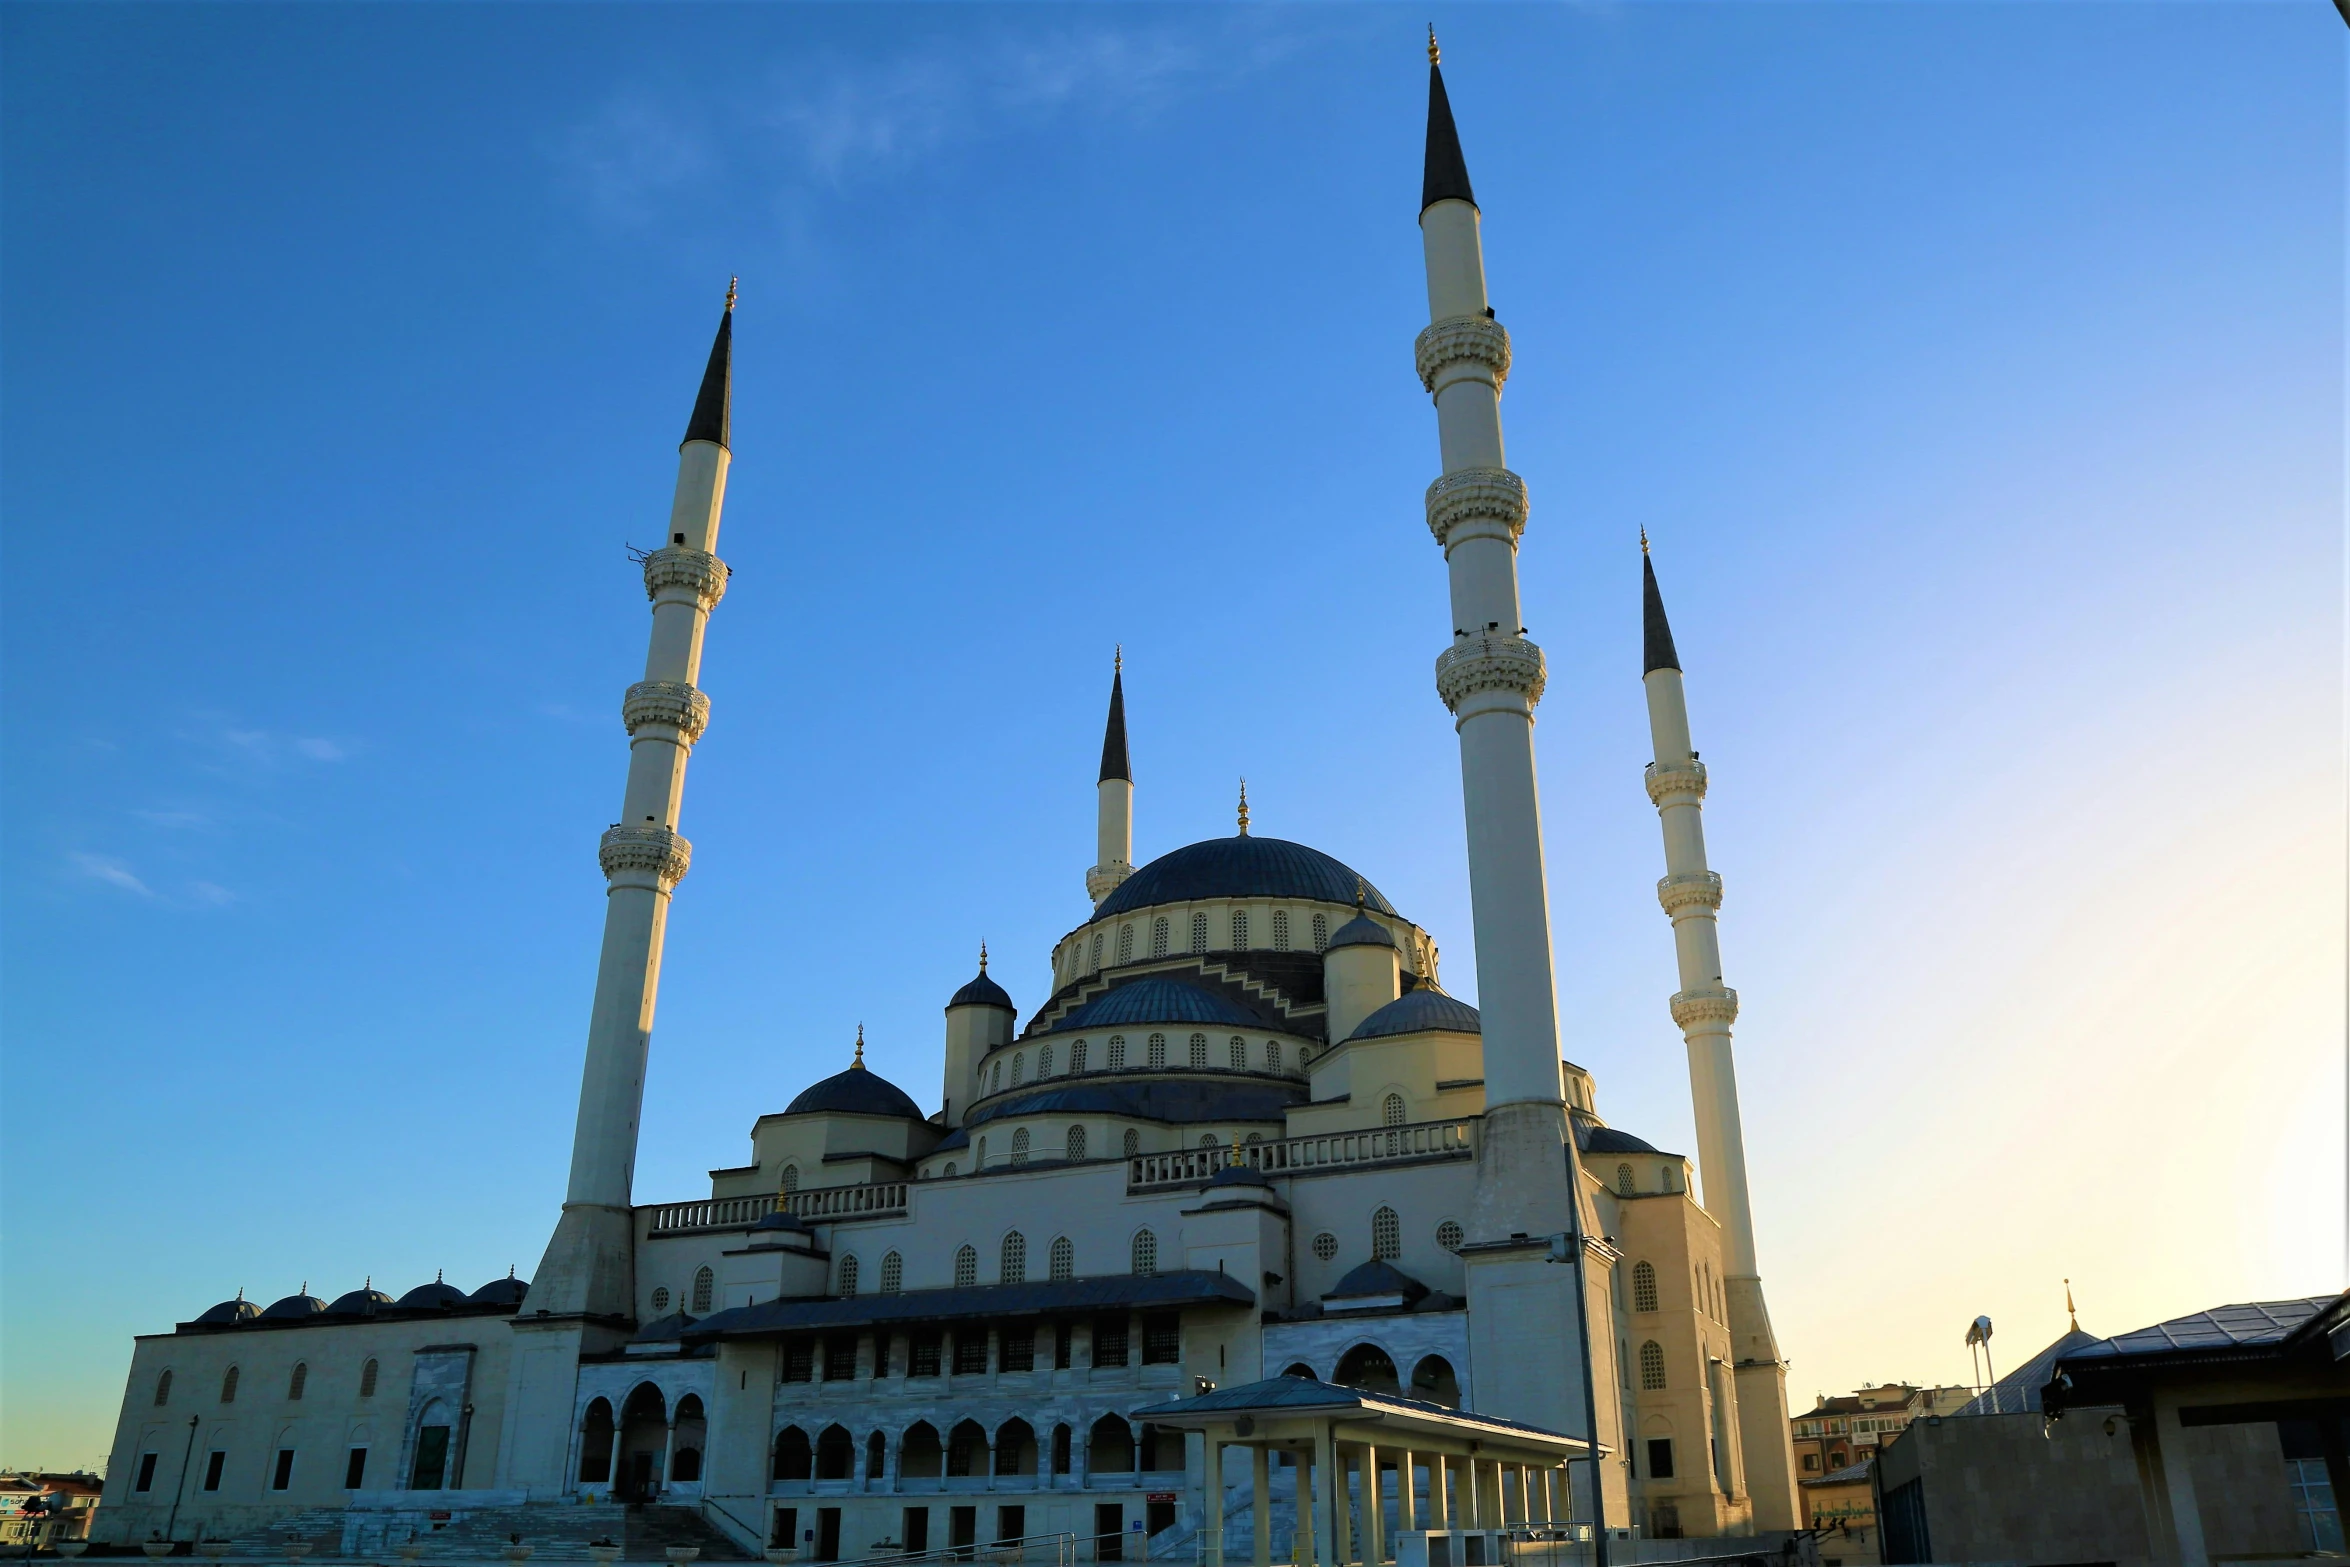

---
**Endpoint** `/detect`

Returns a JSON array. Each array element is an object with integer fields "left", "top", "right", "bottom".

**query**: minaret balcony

[
  {"left": 1643, "top": 760, "right": 1709, "bottom": 805},
  {"left": 598, "top": 824, "right": 693, "bottom": 889},
  {"left": 1423, "top": 467, "right": 1527, "bottom": 551},
  {"left": 1433, "top": 634, "right": 1546, "bottom": 715},
  {"left": 623, "top": 680, "right": 711, "bottom": 743},
  {"left": 1414, "top": 314, "right": 1511, "bottom": 395},
  {"left": 1668, "top": 987, "right": 1740, "bottom": 1030},
  {"left": 1656, "top": 872, "right": 1725, "bottom": 917},
  {"left": 640, "top": 545, "right": 730, "bottom": 611}
]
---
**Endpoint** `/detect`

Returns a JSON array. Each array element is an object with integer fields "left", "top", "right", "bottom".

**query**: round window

[
  {"left": 1436, "top": 1221, "right": 1465, "bottom": 1253},
  {"left": 1311, "top": 1232, "right": 1338, "bottom": 1263},
  {"left": 651, "top": 1287, "right": 671, "bottom": 1313}
]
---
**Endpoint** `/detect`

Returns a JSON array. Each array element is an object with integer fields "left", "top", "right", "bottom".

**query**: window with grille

[
  {"left": 1633, "top": 1262, "right": 1659, "bottom": 1312},
  {"left": 1382, "top": 1093, "right": 1406, "bottom": 1126},
  {"left": 1091, "top": 933, "right": 1103, "bottom": 968},
  {"left": 1200, "top": 1134, "right": 1220, "bottom": 1148},
  {"left": 1131, "top": 1231, "right": 1158, "bottom": 1276},
  {"left": 1039, "top": 1044, "right": 1054, "bottom": 1077},
  {"left": 221, "top": 1366, "right": 239, "bottom": 1403},
  {"left": 154, "top": 1370, "right": 173, "bottom": 1407},
  {"left": 1072, "top": 1040, "right": 1089, "bottom": 1072},
  {"left": 1141, "top": 1313, "right": 1181, "bottom": 1364},
  {"left": 1639, "top": 1341, "right": 1667, "bottom": 1390},
  {"left": 1147, "top": 1033, "right": 1166, "bottom": 1067},
  {"left": 1108, "top": 1036, "right": 1126, "bottom": 1069},
  {"left": 1000, "top": 1326, "right": 1035, "bottom": 1372},
  {"left": 1311, "top": 1232, "right": 1338, "bottom": 1262},
  {"left": 909, "top": 1333, "right": 941, "bottom": 1378},
  {"left": 1245, "top": 1132, "right": 1264, "bottom": 1145},
  {"left": 1151, "top": 918, "right": 1169, "bottom": 957},
  {"left": 1436, "top": 1221, "right": 1464, "bottom": 1252},
  {"left": 1231, "top": 912, "right": 1249, "bottom": 949},
  {"left": 838, "top": 1255, "right": 860, "bottom": 1297},
  {"left": 652, "top": 1287, "right": 671, "bottom": 1313},
  {"left": 1311, "top": 913, "right": 1328, "bottom": 951},
  {"left": 1272, "top": 911, "right": 1291, "bottom": 950},
  {"left": 1093, "top": 1316, "right": 1129, "bottom": 1367},
  {"left": 1050, "top": 1237, "right": 1074, "bottom": 1282},
  {"left": 991, "top": 1060, "right": 1002, "bottom": 1092},
  {"left": 1065, "top": 1125, "right": 1087, "bottom": 1162},
  {"left": 977, "top": 1136, "right": 987, "bottom": 1166},
  {"left": 881, "top": 1252, "right": 903, "bottom": 1294},
  {"left": 1189, "top": 1033, "right": 1207, "bottom": 1068},
  {"left": 1011, "top": 1128, "right": 1031, "bottom": 1165},
  {"left": 1117, "top": 925, "right": 1134, "bottom": 963},
  {"left": 782, "top": 1164, "right": 799, "bottom": 1193},
  {"left": 1230, "top": 1036, "right": 1247, "bottom": 1070},
  {"left": 1617, "top": 1164, "right": 1635, "bottom": 1196},
  {"left": 1122, "top": 1128, "right": 1140, "bottom": 1158},
  {"left": 1012, "top": 1053, "right": 1025, "bottom": 1085},
  {"left": 1372, "top": 1206, "right": 1401, "bottom": 1259},
  {"left": 1266, "top": 1040, "right": 1283, "bottom": 1072},
  {"left": 289, "top": 1362, "right": 308, "bottom": 1400},
  {"left": 1002, "top": 1232, "right": 1027, "bottom": 1283},
  {"left": 953, "top": 1331, "right": 988, "bottom": 1375},
  {"left": 1191, "top": 913, "right": 1209, "bottom": 951},
  {"left": 955, "top": 1246, "right": 978, "bottom": 1289},
  {"left": 691, "top": 1266, "right": 714, "bottom": 1313},
  {"left": 359, "top": 1359, "right": 378, "bottom": 1398}
]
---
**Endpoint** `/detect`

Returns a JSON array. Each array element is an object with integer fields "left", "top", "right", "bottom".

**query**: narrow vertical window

[
  {"left": 1271, "top": 911, "right": 1290, "bottom": 950},
  {"left": 881, "top": 1252, "right": 904, "bottom": 1294},
  {"left": 359, "top": 1359, "right": 378, "bottom": 1398},
  {"left": 1230, "top": 912, "right": 1249, "bottom": 950},
  {"left": 1107, "top": 1036, "right": 1126, "bottom": 1069},
  {"left": 1012, "top": 1053, "right": 1025, "bottom": 1085},
  {"left": 692, "top": 1265, "right": 715, "bottom": 1314},
  {"left": 1266, "top": 1040, "right": 1283, "bottom": 1072},
  {"left": 1147, "top": 1033, "right": 1166, "bottom": 1068},
  {"left": 1117, "top": 925, "right": 1134, "bottom": 964},
  {"left": 289, "top": 1362, "right": 308, "bottom": 1400},
  {"left": 1072, "top": 1040, "right": 1089, "bottom": 1073},
  {"left": 838, "top": 1254, "right": 860, "bottom": 1297},
  {"left": 991, "top": 1060, "right": 1002, "bottom": 1091},
  {"left": 1632, "top": 1262, "right": 1658, "bottom": 1313},
  {"left": 1091, "top": 933, "right": 1103, "bottom": 969},
  {"left": 1131, "top": 1231, "right": 1158, "bottom": 1276},
  {"left": 955, "top": 1246, "right": 978, "bottom": 1289},
  {"left": 978, "top": 1135, "right": 988, "bottom": 1167},
  {"left": 220, "top": 1366, "right": 239, "bottom": 1404},
  {"left": 1065, "top": 1125, "right": 1087, "bottom": 1162},
  {"left": 1122, "top": 1129, "right": 1140, "bottom": 1158},
  {"left": 1229, "top": 1036, "right": 1247, "bottom": 1070},
  {"left": 1639, "top": 1341, "right": 1667, "bottom": 1390},
  {"left": 1151, "top": 918, "right": 1169, "bottom": 957},
  {"left": 1311, "top": 913, "right": 1328, "bottom": 951},
  {"left": 1050, "top": 1237, "right": 1074, "bottom": 1283},
  {"left": 1382, "top": 1093, "right": 1406, "bottom": 1126},
  {"left": 1188, "top": 1033, "right": 1207, "bottom": 1068},
  {"left": 782, "top": 1164, "right": 800, "bottom": 1193},
  {"left": 1011, "top": 1128, "right": 1031, "bottom": 1165},
  {"left": 1616, "top": 1163, "right": 1636, "bottom": 1195},
  {"left": 1190, "top": 913, "right": 1209, "bottom": 952},
  {"left": 1372, "top": 1206, "right": 1401, "bottom": 1260},
  {"left": 1001, "top": 1232, "right": 1027, "bottom": 1284},
  {"left": 153, "top": 1370, "right": 173, "bottom": 1407},
  {"left": 1039, "top": 1044, "right": 1054, "bottom": 1077}
]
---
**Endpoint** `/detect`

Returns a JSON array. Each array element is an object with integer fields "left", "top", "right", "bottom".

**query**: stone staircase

[
  {"left": 623, "top": 1506, "right": 752, "bottom": 1562},
  {"left": 216, "top": 1510, "right": 350, "bottom": 1557},
  {"left": 355, "top": 1504, "right": 633, "bottom": 1560}
]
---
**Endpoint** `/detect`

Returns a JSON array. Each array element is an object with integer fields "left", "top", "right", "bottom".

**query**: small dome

[
  {"left": 1326, "top": 1259, "right": 1430, "bottom": 1303},
  {"left": 258, "top": 1292, "right": 326, "bottom": 1321},
  {"left": 633, "top": 1311, "right": 698, "bottom": 1342},
  {"left": 1346, "top": 989, "right": 1480, "bottom": 1041},
  {"left": 1325, "top": 914, "right": 1395, "bottom": 952},
  {"left": 1048, "top": 977, "right": 1265, "bottom": 1034},
  {"left": 395, "top": 1278, "right": 468, "bottom": 1310},
  {"left": 750, "top": 1209, "right": 812, "bottom": 1234},
  {"left": 1207, "top": 1164, "right": 1273, "bottom": 1188},
  {"left": 194, "top": 1296, "right": 260, "bottom": 1326},
  {"left": 467, "top": 1276, "right": 530, "bottom": 1306},
  {"left": 325, "top": 1288, "right": 393, "bottom": 1317},
  {"left": 785, "top": 1063, "right": 925, "bottom": 1120},
  {"left": 948, "top": 961, "right": 1015, "bottom": 1012},
  {"left": 1094, "top": 836, "right": 1396, "bottom": 921},
  {"left": 1579, "top": 1124, "right": 1664, "bottom": 1156}
]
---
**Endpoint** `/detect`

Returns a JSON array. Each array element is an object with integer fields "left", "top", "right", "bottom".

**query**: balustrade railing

[
  {"left": 642, "top": 1180, "right": 909, "bottom": 1236},
  {"left": 1128, "top": 1118, "right": 1474, "bottom": 1191}
]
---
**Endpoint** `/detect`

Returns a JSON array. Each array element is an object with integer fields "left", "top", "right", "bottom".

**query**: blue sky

[{"left": 3, "top": 3, "right": 2339, "bottom": 1467}]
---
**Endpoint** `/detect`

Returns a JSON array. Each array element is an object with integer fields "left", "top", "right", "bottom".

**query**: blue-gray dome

[
  {"left": 1579, "top": 1125, "right": 1665, "bottom": 1156},
  {"left": 325, "top": 1287, "right": 392, "bottom": 1316},
  {"left": 786, "top": 1063, "right": 925, "bottom": 1120},
  {"left": 1048, "top": 977, "right": 1264, "bottom": 1034},
  {"left": 258, "top": 1292, "right": 326, "bottom": 1321},
  {"left": 1326, "top": 914, "right": 1395, "bottom": 951},
  {"left": 467, "top": 1275, "right": 530, "bottom": 1306},
  {"left": 948, "top": 967, "right": 1015, "bottom": 1011},
  {"left": 396, "top": 1278, "right": 467, "bottom": 1310},
  {"left": 1094, "top": 837, "right": 1395, "bottom": 921},
  {"left": 1346, "top": 989, "right": 1479, "bottom": 1041},
  {"left": 194, "top": 1296, "right": 260, "bottom": 1326},
  {"left": 1326, "top": 1260, "right": 1430, "bottom": 1302}
]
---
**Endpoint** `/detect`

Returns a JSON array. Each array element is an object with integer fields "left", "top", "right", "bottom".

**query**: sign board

[
  {"left": 428, "top": 1512, "right": 452, "bottom": 1522},
  {"left": 1146, "top": 1493, "right": 1175, "bottom": 1504}
]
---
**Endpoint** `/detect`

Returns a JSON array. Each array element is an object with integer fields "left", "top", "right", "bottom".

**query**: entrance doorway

[
  {"left": 815, "top": 1508, "right": 841, "bottom": 1562},
  {"left": 950, "top": 1505, "right": 977, "bottom": 1561},
  {"left": 1094, "top": 1504, "right": 1123, "bottom": 1562},
  {"left": 902, "top": 1508, "right": 929, "bottom": 1554}
]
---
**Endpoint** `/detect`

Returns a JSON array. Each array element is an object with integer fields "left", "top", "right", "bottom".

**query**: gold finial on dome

[
  {"left": 2065, "top": 1278, "right": 2078, "bottom": 1332},
  {"left": 1356, "top": 877, "right": 1367, "bottom": 909},
  {"left": 979, "top": 940, "right": 989, "bottom": 972},
  {"left": 1427, "top": 25, "right": 1440, "bottom": 64},
  {"left": 853, "top": 1023, "right": 866, "bottom": 1068},
  {"left": 1237, "top": 779, "right": 1251, "bottom": 836},
  {"left": 725, "top": 276, "right": 738, "bottom": 312}
]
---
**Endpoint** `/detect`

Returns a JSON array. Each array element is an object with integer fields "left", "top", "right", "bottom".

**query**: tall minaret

[
  {"left": 529, "top": 288, "right": 736, "bottom": 1324},
  {"left": 1416, "top": 38, "right": 1623, "bottom": 1521},
  {"left": 1640, "top": 542, "right": 1800, "bottom": 1528},
  {"left": 1086, "top": 652, "right": 1133, "bottom": 904}
]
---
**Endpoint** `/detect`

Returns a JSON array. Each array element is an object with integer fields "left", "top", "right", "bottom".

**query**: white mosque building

[{"left": 97, "top": 48, "right": 1803, "bottom": 1557}]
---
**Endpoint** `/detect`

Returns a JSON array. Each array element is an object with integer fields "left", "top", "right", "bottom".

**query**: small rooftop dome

[
  {"left": 1578, "top": 1124, "right": 1666, "bottom": 1156},
  {"left": 633, "top": 1311, "right": 698, "bottom": 1343},
  {"left": 258, "top": 1290, "right": 327, "bottom": 1321},
  {"left": 949, "top": 945, "right": 1015, "bottom": 1012},
  {"left": 1325, "top": 914, "right": 1395, "bottom": 952},
  {"left": 396, "top": 1273, "right": 467, "bottom": 1310},
  {"left": 194, "top": 1293, "right": 260, "bottom": 1326},
  {"left": 1345, "top": 988, "right": 1480, "bottom": 1041},
  {"left": 1047, "top": 976, "right": 1263, "bottom": 1034},
  {"left": 1325, "top": 1259, "right": 1431, "bottom": 1305},
  {"left": 325, "top": 1287, "right": 393, "bottom": 1317},
  {"left": 1207, "top": 1164, "right": 1274, "bottom": 1189},
  {"left": 749, "top": 1209, "right": 812, "bottom": 1234},
  {"left": 467, "top": 1273, "right": 530, "bottom": 1306},
  {"left": 785, "top": 1035, "right": 926, "bottom": 1121}
]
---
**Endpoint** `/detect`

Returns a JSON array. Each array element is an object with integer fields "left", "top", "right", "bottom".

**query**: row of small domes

[{"left": 195, "top": 1272, "right": 529, "bottom": 1325}]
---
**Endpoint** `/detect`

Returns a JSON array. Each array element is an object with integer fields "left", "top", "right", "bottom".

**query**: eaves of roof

[{"left": 683, "top": 1270, "right": 1256, "bottom": 1340}]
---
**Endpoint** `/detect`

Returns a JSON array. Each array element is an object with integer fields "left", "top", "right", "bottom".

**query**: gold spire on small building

[
  {"left": 853, "top": 1024, "right": 866, "bottom": 1068},
  {"left": 1427, "top": 25, "right": 1441, "bottom": 64},
  {"left": 2065, "top": 1278, "right": 2079, "bottom": 1331},
  {"left": 725, "top": 276, "right": 738, "bottom": 312},
  {"left": 1237, "top": 778, "right": 1251, "bottom": 836}
]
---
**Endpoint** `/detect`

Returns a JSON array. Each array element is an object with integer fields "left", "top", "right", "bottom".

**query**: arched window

[
  {"left": 1191, "top": 913, "right": 1209, "bottom": 952},
  {"left": 1116, "top": 925, "right": 1134, "bottom": 964},
  {"left": 289, "top": 1362, "right": 308, "bottom": 1401},
  {"left": 1632, "top": 1262, "right": 1659, "bottom": 1313},
  {"left": 955, "top": 1245, "right": 978, "bottom": 1289},
  {"left": 692, "top": 1265, "right": 715, "bottom": 1314},
  {"left": 1147, "top": 1033, "right": 1166, "bottom": 1068},
  {"left": 1039, "top": 1044, "right": 1054, "bottom": 1077},
  {"left": 1271, "top": 911, "right": 1291, "bottom": 950},
  {"left": 1122, "top": 1129, "right": 1140, "bottom": 1158},
  {"left": 1002, "top": 1232, "right": 1027, "bottom": 1284},
  {"left": 1639, "top": 1341, "right": 1667, "bottom": 1390},
  {"left": 154, "top": 1369, "right": 173, "bottom": 1407},
  {"left": 991, "top": 1060, "right": 1002, "bottom": 1091},
  {"left": 1311, "top": 1232, "right": 1338, "bottom": 1262},
  {"left": 1266, "top": 1040, "right": 1283, "bottom": 1072},
  {"left": 1091, "top": 933, "right": 1103, "bottom": 969},
  {"left": 1189, "top": 1033, "right": 1207, "bottom": 1068},
  {"left": 1231, "top": 911, "right": 1249, "bottom": 949},
  {"left": 1245, "top": 1132, "right": 1264, "bottom": 1146},
  {"left": 1311, "top": 913, "right": 1329, "bottom": 951},
  {"left": 774, "top": 1427, "right": 813, "bottom": 1482},
  {"left": 1372, "top": 1206, "right": 1401, "bottom": 1260},
  {"left": 1108, "top": 1036, "right": 1126, "bottom": 1069},
  {"left": 1616, "top": 1163, "right": 1635, "bottom": 1196},
  {"left": 1012, "top": 1053, "right": 1026, "bottom": 1085},
  {"left": 865, "top": 1433, "right": 885, "bottom": 1482},
  {"left": 1229, "top": 1036, "right": 1247, "bottom": 1070},
  {"left": 838, "top": 1255, "right": 860, "bottom": 1297},
  {"left": 977, "top": 1136, "right": 988, "bottom": 1167},
  {"left": 359, "top": 1359, "right": 378, "bottom": 1398},
  {"left": 1072, "top": 1040, "right": 1089, "bottom": 1073},
  {"left": 1382, "top": 1093, "right": 1407, "bottom": 1127},
  {"left": 1050, "top": 1237, "right": 1074, "bottom": 1282},
  {"left": 782, "top": 1164, "right": 800, "bottom": 1193},
  {"left": 1131, "top": 1231, "right": 1158, "bottom": 1276},
  {"left": 1436, "top": 1221, "right": 1464, "bottom": 1252},
  {"left": 1200, "top": 1134, "right": 1220, "bottom": 1148},
  {"left": 1151, "top": 918, "right": 1169, "bottom": 957},
  {"left": 880, "top": 1252, "right": 903, "bottom": 1295},
  {"left": 652, "top": 1287, "right": 671, "bottom": 1313},
  {"left": 220, "top": 1366, "right": 240, "bottom": 1404},
  {"left": 943, "top": 1162, "right": 956, "bottom": 1177},
  {"left": 1065, "top": 1125, "right": 1087, "bottom": 1162},
  {"left": 1011, "top": 1128, "right": 1031, "bottom": 1166}
]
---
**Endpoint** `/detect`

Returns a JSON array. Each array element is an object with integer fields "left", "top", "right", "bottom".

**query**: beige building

[
  {"left": 1790, "top": 1386, "right": 1971, "bottom": 1480},
  {"left": 0, "top": 1473, "right": 103, "bottom": 1547}
]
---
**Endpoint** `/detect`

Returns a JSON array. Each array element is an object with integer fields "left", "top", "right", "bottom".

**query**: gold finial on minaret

[
  {"left": 1427, "top": 25, "right": 1440, "bottom": 64},
  {"left": 979, "top": 940, "right": 989, "bottom": 973},
  {"left": 1114, "top": 644, "right": 1122, "bottom": 673},
  {"left": 853, "top": 1023, "right": 865, "bottom": 1068},
  {"left": 2065, "top": 1278, "right": 2078, "bottom": 1331},
  {"left": 725, "top": 277, "right": 738, "bottom": 312},
  {"left": 1237, "top": 778, "right": 1251, "bottom": 836},
  {"left": 1640, "top": 525, "right": 1650, "bottom": 555}
]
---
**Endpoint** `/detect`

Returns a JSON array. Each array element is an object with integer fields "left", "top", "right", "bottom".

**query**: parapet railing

[
  {"left": 642, "top": 1180, "right": 912, "bottom": 1238},
  {"left": 1128, "top": 1119, "right": 1475, "bottom": 1192}
]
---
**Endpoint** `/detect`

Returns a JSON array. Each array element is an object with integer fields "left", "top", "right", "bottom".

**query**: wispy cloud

[
  {"left": 134, "top": 808, "right": 212, "bottom": 830},
  {"left": 179, "top": 716, "right": 355, "bottom": 775},
  {"left": 555, "top": 89, "right": 716, "bottom": 223},
  {"left": 188, "top": 882, "right": 237, "bottom": 908},
  {"left": 69, "top": 852, "right": 155, "bottom": 898}
]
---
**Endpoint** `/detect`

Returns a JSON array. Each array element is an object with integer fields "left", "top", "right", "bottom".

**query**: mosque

[{"left": 97, "top": 48, "right": 1804, "bottom": 1557}]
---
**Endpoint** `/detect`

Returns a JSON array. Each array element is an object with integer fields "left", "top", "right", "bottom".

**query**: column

[
  {"left": 1332, "top": 1445, "right": 1353, "bottom": 1567},
  {"left": 1205, "top": 1439, "right": 1225, "bottom": 1567},
  {"left": 1396, "top": 1451, "right": 1416, "bottom": 1536},
  {"left": 1296, "top": 1449, "right": 1318, "bottom": 1567},
  {"left": 1425, "top": 1456, "right": 1448, "bottom": 1531},
  {"left": 605, "top": 1426, "right": 623, "bottom": 1499},
  {"left": 1251, "top": 1447, "right": 1271, "bottom": 1567},
  {"left": 1362, "top": 1447, "right": 1385, "bottom": 1567},
  {"left": 657, "top": 1416, "right": 677, "bottom": 1493}
]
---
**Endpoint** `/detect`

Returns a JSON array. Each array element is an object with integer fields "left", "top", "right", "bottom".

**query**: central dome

[{"left": 1094, "top": 836, "right": 1395, "bottom": 920}]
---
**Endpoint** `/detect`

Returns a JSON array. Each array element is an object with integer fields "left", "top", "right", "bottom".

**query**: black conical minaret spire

[
  {"left": 1422, "top": 31, "right": 1478, "bottom": 214},
  {"left": 1098, "top": 652, "right": 1131, "bottom": 783},
  {"left": 680, "top": 279, "right": 735, "bottom": 450},
  {"left": 1642, "top": 536, "right": 1682, "bottom": 675}
]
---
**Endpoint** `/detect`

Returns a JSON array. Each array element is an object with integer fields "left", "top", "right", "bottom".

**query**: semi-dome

[
  {"left": 258, "top": 1291, "right": 326, "bottom": 1321},
  {"left": 325, "top": 1287, "right": 393, "bottom": 1316},
  {"left": 785, "top": 1062, "right": 925, "bottom": 1120},
  {"left": 194, "top": 1295, "right": 260, "bottom": 1326},
  {"left": 467, "top": 1275, "right": 530, "bottom": 1306},
  {"left": 1346, "top": 988, "right": 1480, "bottom": 1041},
  {"left": 1325, "top": 914, "right": 1395, "bottom": 951},
  {"left": 1094, "top": 836, "right": 1395, "bottom": 921},
  {"left": 1048, "top": 976, "right": 1265, "bottom": 1034},
  {"left": 396, "top": 1277, "right": 467, "bottom": 1310}
]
